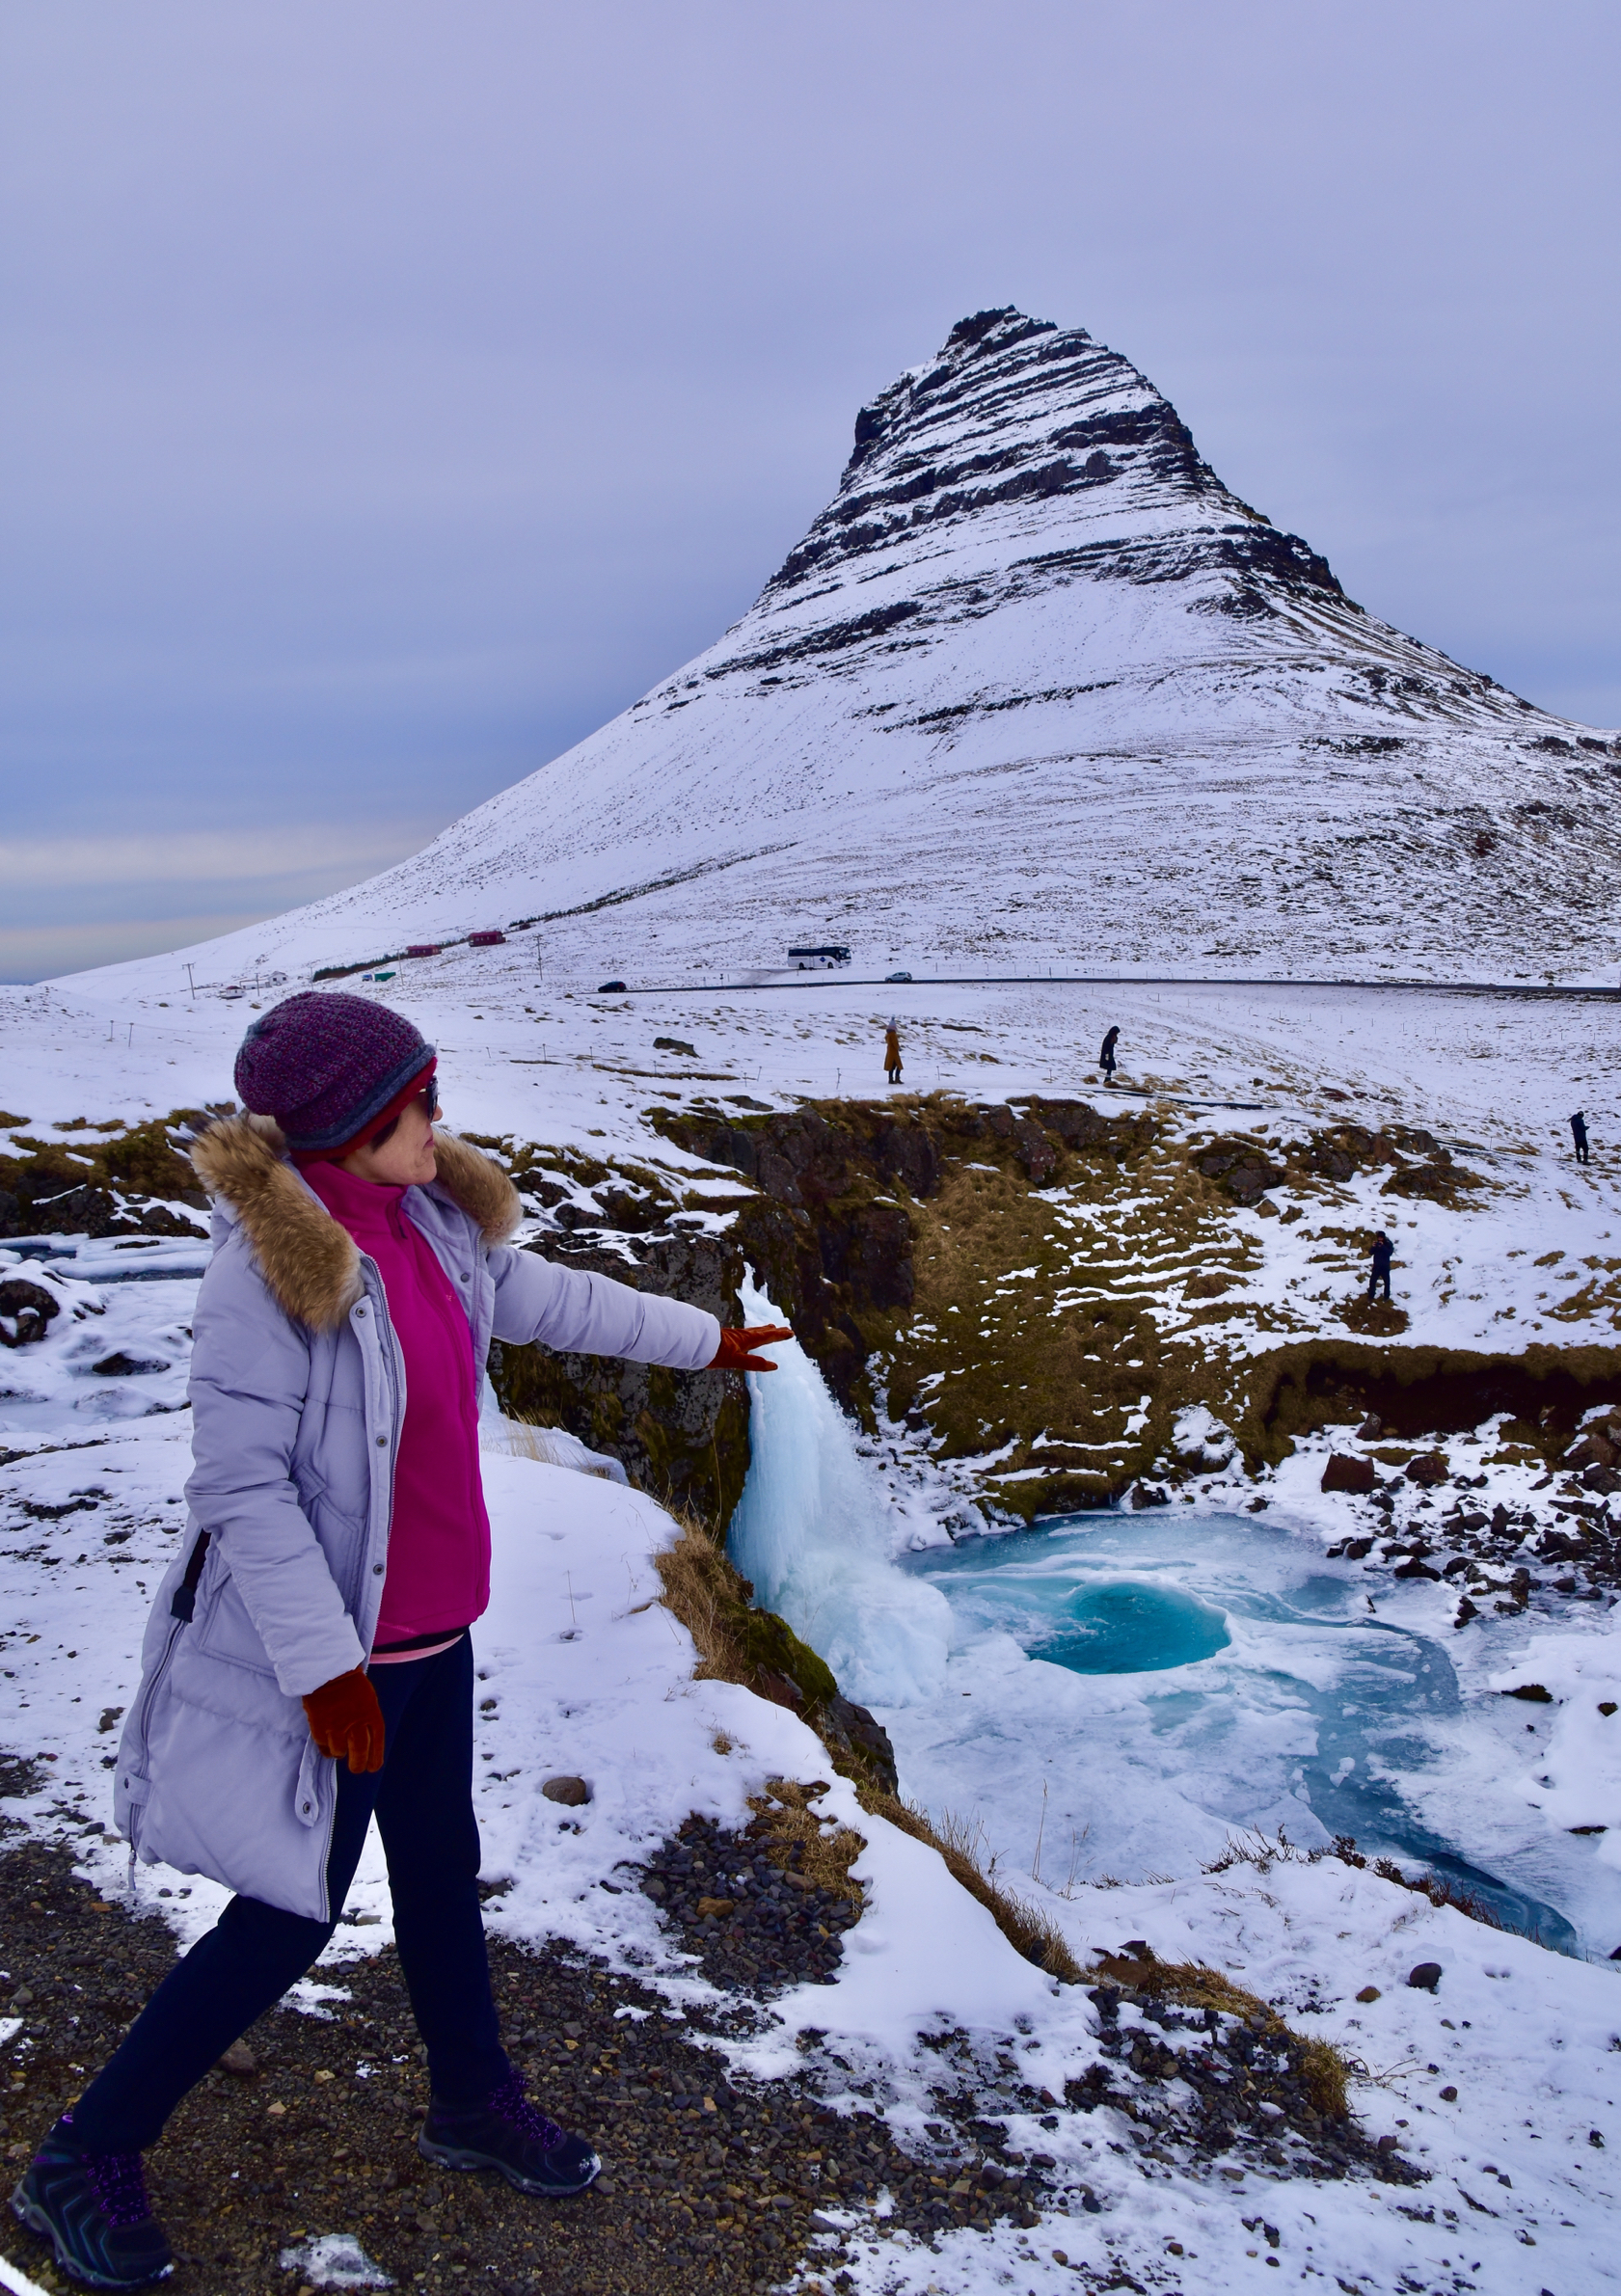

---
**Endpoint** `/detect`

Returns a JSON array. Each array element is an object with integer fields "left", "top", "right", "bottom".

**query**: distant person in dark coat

[
  {"left": 1099, "top": 1025, "right": 1120, "bottom": 1083},
  {"left": 1571, "top": 1111, "right": 1589, "bottom": 1165},
  {"left": 884, "top": 1022, "right": 903, "bottom": 1085},
  {"left": 1367, "top": 1231, "right": 1394, "bottom": 1301}
]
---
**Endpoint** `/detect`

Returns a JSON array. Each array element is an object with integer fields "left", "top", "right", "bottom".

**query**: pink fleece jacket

[{"left": 304, "top": 1161, "right": 490, "bottom": 1650}]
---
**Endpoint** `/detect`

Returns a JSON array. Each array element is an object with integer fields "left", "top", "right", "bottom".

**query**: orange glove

[
  {"left": 302, "top": 1667, "right": 386, "bottom": 1774},
  {"left": 709, "top": 1324, "right": 794, "bottom": 1373}
]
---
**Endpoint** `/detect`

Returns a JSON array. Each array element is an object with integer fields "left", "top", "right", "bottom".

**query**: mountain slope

[{"left": 93, "top": 308, "right": 1621, "bottom": 986}]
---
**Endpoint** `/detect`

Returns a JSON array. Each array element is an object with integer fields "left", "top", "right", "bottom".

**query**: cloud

[
  {"left": 0, "top": 821, "right": 444, "bottom": 982},
  {"left": 0, "top": 913, "right": 284, "bottom": 982},
  {"left": 0, "top": 824, "right": 441, "bottom": 895},
  {"left": 2, "top": 0, "right": 1618, "bottom": 977}
]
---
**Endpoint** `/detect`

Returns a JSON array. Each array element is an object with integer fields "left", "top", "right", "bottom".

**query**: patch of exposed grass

[
  {"left": 883, "top": 1128, "right": 1272, "bottom": 1511},
  {"left": 653, "top": 1510, "right": 833, "bottom": 1705},
  {"left": 747, "top": 1779, "right": 866, "bottom": 1905},
  {"left": 0, "top": 1113, "right": 206, "bottom": 1206},
  {"left": 1088, "top": 1948, "right": 1350, "bottom": 2120}
]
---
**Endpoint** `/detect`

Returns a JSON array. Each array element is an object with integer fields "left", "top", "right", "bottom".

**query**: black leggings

[
  {"left": 1368, "top": 1271, "right": 1391, "bottom": 1300},
  {"left": 72, "top": 1635, "right": 506, "bottom": 2153}
]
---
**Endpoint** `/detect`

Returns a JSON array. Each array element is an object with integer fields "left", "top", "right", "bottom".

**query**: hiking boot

[
  {"left": 418, "top": 2071, "right": 600, "bottom": 2196},
  {"left": 10, "top": 2117, "right": 173, "bottom": 2288}
]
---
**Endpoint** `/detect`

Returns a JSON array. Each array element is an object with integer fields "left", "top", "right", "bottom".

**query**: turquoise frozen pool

[{"left": 893, "top": 1512, "right": 1581, "bottom": 1953}]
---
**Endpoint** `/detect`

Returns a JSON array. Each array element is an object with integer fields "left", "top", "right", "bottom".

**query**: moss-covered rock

[
  {"left": 489, "top": 1229, "right": 751, "bottom": 1527},
  {"left": 0, "top": 1114, "right": 209, "bottom": 1238}
]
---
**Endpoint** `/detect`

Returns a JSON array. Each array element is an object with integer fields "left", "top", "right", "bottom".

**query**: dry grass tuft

[
  {"left": 747, "top": 1780, "right": 866, "bottom": 1905},
  {"left": 495, "top": 1414, "right": 615, "bottom": 1476},
  {"left": 1297, "top": 2036, "right": 1351, "bottom": 2120},
  {"left": 652, "top": 1510, "right": 749, "bottom": 1684},
  {"left": 1209, "top": 1826, "right": 1523, "bottom": 1937},
  {"left": 1088, "top": 1948, "right": 1352, "bottom": 2120},
  {"left": 859, "top": 1790, "right": 1085, "bottom": 1983}
]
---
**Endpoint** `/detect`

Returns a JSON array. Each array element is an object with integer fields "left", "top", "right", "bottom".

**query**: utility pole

[{"left": 185, "top": 963, "right": 196, "bottom": 1001}]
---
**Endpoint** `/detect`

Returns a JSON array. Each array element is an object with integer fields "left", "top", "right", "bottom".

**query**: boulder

[
  {"left": 0, "top": 1278, "right": 61, "bottom": 1346},
  {"left": 1406, "top": 1962, "right": 1443, "bottom": 1992},
  {"left": 1404, "top": 1451, "right": 1449, "bottom": 1487},
  {"left": 133, "top": 1203, "right": 209, "bottom": 1240},
  {"left": 541, "top": 1775, "right": 591, "bottom": 1806},
  {"left": 1321, "top": 1452, "right": 1376, "bottom": 1495},
  {"left": 1030, "top": 1097, "right": 1109, "bottom": 1148},
  {"left": 1196, "top": 1138, "right": 1284, "bottom": 1205},
  {"left": 22, "top": 1183, "right": 121, "bottom": 1237},
  {"left": 819, "top": 1692, "right": 898, "bottom": 1795}
]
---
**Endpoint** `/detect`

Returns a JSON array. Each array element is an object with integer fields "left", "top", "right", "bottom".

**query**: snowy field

[
  {"left": 3, "top": 950, "right": 1619, "bottom": 2295},
  {"left": 3, "top": 1411, "right": 1618, "bottom": 2296}
]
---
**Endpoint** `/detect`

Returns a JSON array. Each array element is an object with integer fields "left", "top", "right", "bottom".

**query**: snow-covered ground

[
  {"left": 4, "top": 1404, "right": 1618, "bottom": 2295},
  {"left": 3, "top": 952, "right": 1619, "bottom": 2295}
]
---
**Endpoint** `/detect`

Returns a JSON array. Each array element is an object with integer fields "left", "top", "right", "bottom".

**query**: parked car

[
  {"left": 597, "top": 979, "right": 628, "bottom": 993},
  {"left": 885, "top": 970, "right": 913, "bottom": 983}
]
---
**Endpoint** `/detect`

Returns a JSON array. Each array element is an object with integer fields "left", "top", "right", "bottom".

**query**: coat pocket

[{"left": 193, "top": 1568, "right": 279, "bottom": 1679}]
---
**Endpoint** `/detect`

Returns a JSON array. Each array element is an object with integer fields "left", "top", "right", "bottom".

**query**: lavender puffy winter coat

[{"left": 114, "top": 1117, "right": 719, "bottom": 1921}]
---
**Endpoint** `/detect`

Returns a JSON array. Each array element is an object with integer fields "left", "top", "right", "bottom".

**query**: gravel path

[
  {"left": 0, "top": 1835, "right": 1065, "bottom": 2295},
  {"left": 2, "top": 1794, "right": 1422, "bottom": 2296}
]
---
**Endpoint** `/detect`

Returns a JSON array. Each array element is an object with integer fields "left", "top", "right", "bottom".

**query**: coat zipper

[{"left": 123, "top": 1611, "right": 188, "bottom": 1894}]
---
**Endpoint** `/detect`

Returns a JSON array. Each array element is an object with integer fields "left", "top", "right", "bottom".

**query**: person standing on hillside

[
  {"left": 1367, "top": 1230, "right": 1394, "bottom": 1302},
  {"left": 1571, "top": 1111, "right": 1590, "bottom": 1165},
  {"left": 11, "top": 991, "right": 791, "bottom": 2291},
  {"left": 884, "top": 1019, "right": 903, "bottom": 1085},
  {"left": 1099, "top": 1024, "right": 1121, "bottom": 1083}
]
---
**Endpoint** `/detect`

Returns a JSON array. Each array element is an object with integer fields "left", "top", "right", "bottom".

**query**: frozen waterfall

[{"left": 726, "top": 1279, "right": 951, "bottom": 1709}]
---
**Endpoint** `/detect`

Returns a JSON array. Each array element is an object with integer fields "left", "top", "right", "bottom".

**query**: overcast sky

[{"left": 3, "top": 1, "right": 1617, "bottom": 981}]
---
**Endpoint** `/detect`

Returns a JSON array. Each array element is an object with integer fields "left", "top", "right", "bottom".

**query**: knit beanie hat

[{"left": 234, "top": 991, "right": 437, "bottom": 1157}]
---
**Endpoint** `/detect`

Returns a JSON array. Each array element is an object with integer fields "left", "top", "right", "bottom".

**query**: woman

[
  {"left": 883, "top": 1019, "right": 903, "bottom": 1086},
  {"left": 12, "top": 992, "right": 788, "bottom": 2289}
]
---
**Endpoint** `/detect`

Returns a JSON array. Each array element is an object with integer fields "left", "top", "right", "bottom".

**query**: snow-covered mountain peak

[
  {"left": 757, "top": 304, "right": 1341, "bottom": 619},
  {"left": 50, "top": 310, "right": 1621, "bottom": 990}
]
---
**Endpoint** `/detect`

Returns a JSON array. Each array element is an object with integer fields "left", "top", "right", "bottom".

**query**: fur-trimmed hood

[{"left": 190, "top": 1115, "right": 522, "bottom": 1331}]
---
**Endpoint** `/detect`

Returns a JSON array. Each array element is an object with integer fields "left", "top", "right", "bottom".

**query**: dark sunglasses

[{"left": 418, "top": 1079, "right": 441, "bottom": 1121}]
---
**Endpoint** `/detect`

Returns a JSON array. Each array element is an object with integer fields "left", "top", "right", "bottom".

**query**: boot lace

[
  {"left": 81, "top": 2149, "right": 153, "bottom": 2230},
  {"left": 489, "top": 2071, "right": 564, "bottom": 2151}
]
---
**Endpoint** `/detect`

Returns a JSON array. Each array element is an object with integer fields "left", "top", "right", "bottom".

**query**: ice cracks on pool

[{"left": 896, "top": 1512, "right": 1578, "bottom": 1950}]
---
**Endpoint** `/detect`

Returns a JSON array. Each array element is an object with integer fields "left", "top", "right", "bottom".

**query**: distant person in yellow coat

[{"left": 884, "top": 1021, "right": 903, "bottom": 1085}]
